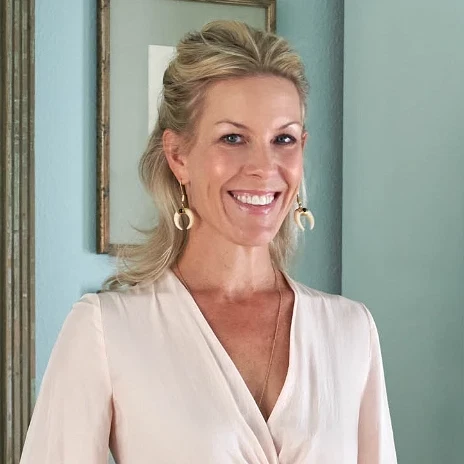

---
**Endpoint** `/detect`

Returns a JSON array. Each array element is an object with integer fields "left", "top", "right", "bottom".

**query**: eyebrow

[{"left": 214, "top": 120, "right": 303, "bottom": 130}]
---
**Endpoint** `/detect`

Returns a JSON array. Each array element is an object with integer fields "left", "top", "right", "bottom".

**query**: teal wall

[
  {"left": 279, "top": 0, "right": 344, "bottom": 294},
  {"left": 35, "top": 0, "right": 113, "bottom": 388},
  {"left": 343, "top": 1, "right": 464, "bottom": 463}
]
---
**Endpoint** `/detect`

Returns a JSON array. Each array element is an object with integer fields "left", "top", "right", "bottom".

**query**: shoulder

[
  {"left": 93, "top": 280, "right": 162, "bottom": 343},
  {"left": 289, "top": 277, "right": 375, "bottom": 335},
  {"left": 57, "top": 279, "right": 156, "bottom": 345},
  {"left": 62, "top": 292, "right": 102, "bottom": 333},
  {"left": 96, "top": 269, "right": 180, "bottom": 313},
  {"left": 46, "top": 293, "right": 107, "bottom": 364},
  {"left": 97, "top": 284, "right": 154, "bottom": 311}
]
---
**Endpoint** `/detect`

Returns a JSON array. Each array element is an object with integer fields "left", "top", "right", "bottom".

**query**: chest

[
  {"left": 105, "top": 293, "right": 367, "bottom": 464},
  {"left": 191, "top": 288, "right": 295, "bottom": 421}
]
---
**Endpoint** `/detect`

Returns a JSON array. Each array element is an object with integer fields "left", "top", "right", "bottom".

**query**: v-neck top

[{"left": 20, "top": 269, "right": 397, "bottom": 464}]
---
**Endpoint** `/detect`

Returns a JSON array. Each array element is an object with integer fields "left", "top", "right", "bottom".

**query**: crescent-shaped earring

[
  {"left": 294, "top": 193, "right": 315, "bottom": 231},
  {"left": 173, "top": 182, "right": 194, "bottom": 231}
]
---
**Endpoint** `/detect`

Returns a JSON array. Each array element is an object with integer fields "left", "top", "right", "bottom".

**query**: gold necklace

[{"left": 175, "top": 263, "right": 283, "bottom": 412}]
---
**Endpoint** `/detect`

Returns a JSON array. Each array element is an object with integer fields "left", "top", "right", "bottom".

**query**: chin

[{"left": 228, "top": 228, "right": 278, "bottom": 248}]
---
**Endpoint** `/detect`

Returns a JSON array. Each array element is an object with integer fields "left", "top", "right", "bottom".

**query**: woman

[{"left": 20, "top": 20, "right": 397, "bottom": 463}]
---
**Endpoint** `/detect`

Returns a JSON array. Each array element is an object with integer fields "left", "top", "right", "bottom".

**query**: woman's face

[{"left": 167, "top": 75, "right": 307, "bottom": 247}]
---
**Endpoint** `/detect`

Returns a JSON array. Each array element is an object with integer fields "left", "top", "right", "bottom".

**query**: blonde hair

[{"left": 101, "top": 20, "right": 309, "bottom": 292}]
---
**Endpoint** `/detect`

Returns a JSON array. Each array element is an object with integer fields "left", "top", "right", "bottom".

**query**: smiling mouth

[{"left": 228, "top": 191, "right": 281, "bottom": 206}]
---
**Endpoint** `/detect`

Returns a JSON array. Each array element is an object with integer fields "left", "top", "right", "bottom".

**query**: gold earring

[
  {"left": 294, "top": 194, "right": 315, "bottom": 231},
  {"left": 174, "top": 182, "right": 194, "bottom": 231}
]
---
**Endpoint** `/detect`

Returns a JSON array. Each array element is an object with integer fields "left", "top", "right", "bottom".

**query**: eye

[
  {"left": 221, "top": 134, "right": 244, "bottom": 144},
  {"left": 274, "top": 134, "right": 297, "bottom": 145}
]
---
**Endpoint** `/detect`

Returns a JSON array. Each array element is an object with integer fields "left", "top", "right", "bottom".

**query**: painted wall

[
  {"left": 343, "top": 1, "right": 464, "bottom": 463},
  {"left": 278, "top": 0, "right": 344, "bottom": 294},
  {"left": 35, "top": 0, "right": 114, "bottom": 390}
]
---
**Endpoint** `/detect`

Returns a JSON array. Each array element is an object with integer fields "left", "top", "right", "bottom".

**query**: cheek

[
  {"left": 282, "top": 153, "right": 303, "bottom": 181},
  {"left": 209, "top": 157, "right": 233, "bottom": 180},
  {"left": 188, "top": 153, "right": 233, "bottom": 199},
  {"left": 195, "top": 151, "right": 238, "bottom": 186}
]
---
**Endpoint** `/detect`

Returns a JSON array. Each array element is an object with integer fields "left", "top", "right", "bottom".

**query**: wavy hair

[{"left": 101, "top": 20, "right": 309, "bottom": 292}]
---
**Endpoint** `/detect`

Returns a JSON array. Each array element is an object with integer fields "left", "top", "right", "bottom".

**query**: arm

[
  {"left": 358, "top": 306, "right": 398, "bottom": 464},
  {"left": 20, "top": 293, "right": 113, "bottom": 463}
]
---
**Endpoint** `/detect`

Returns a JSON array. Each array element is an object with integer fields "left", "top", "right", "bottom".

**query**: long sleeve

[
  {"left": 357, "top": 306, "right": 397, "bottom": 464},
  {"left": 20, "top": 293, "right": 113, "bottom": 464}
]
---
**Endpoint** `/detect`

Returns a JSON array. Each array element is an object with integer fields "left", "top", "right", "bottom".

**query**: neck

[{"left": 174, "top": 231, "right": 278, "bottom": 300}]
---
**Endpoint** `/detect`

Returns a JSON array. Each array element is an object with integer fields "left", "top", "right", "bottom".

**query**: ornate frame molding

[{"left": 0, "top": 0, "right": 35, "bottom": 462}]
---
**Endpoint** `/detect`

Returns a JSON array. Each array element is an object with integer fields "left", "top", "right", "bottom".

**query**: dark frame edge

[{"left": 96, "top": 0, "right": 110, "bottom": 254}]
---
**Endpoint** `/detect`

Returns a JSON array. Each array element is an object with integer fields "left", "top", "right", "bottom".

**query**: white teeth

[{"left": 232, "top": 193, "right": 275, "bottom": 206}]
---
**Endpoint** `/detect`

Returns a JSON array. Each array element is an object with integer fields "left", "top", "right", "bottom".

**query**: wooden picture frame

[
  {"left": 96, "top": 0, "right": 277, "bottom": 254},
  {"left": 0, "top": 0, "right": 36, "bottom": 462}
]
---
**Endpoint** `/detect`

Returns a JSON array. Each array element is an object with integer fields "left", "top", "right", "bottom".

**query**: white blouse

[{"left": 20, "top": 268, "right": 397, "bottom": 463}]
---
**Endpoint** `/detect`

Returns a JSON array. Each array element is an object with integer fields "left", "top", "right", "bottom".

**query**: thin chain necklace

[{"left": 175, "top": 262, "right": 283, "bottom": 412}]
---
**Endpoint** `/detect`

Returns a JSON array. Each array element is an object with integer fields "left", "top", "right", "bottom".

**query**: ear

[
  {"left": 301, "top": 130, "right": 308, "bottom": 150},
  {"left": 163, "top": 129, "right": 190, "bottom": 183}
]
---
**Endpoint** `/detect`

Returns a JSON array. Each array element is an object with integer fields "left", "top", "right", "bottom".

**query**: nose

[{"left": 243, "top": 141, "right": 276, "bottom": 178}]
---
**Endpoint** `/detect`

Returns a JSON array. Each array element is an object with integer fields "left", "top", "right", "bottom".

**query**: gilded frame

[
  {"left": 0, "top": 0, "right": 36, "bottom": 462},
  {"left": 96, "top": 0, "right": 277, "bottom": 254}
]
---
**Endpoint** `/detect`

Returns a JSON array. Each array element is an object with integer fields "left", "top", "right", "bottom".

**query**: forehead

[{"left": 200, "top": 75, "right": 303, "bottom": 126}]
